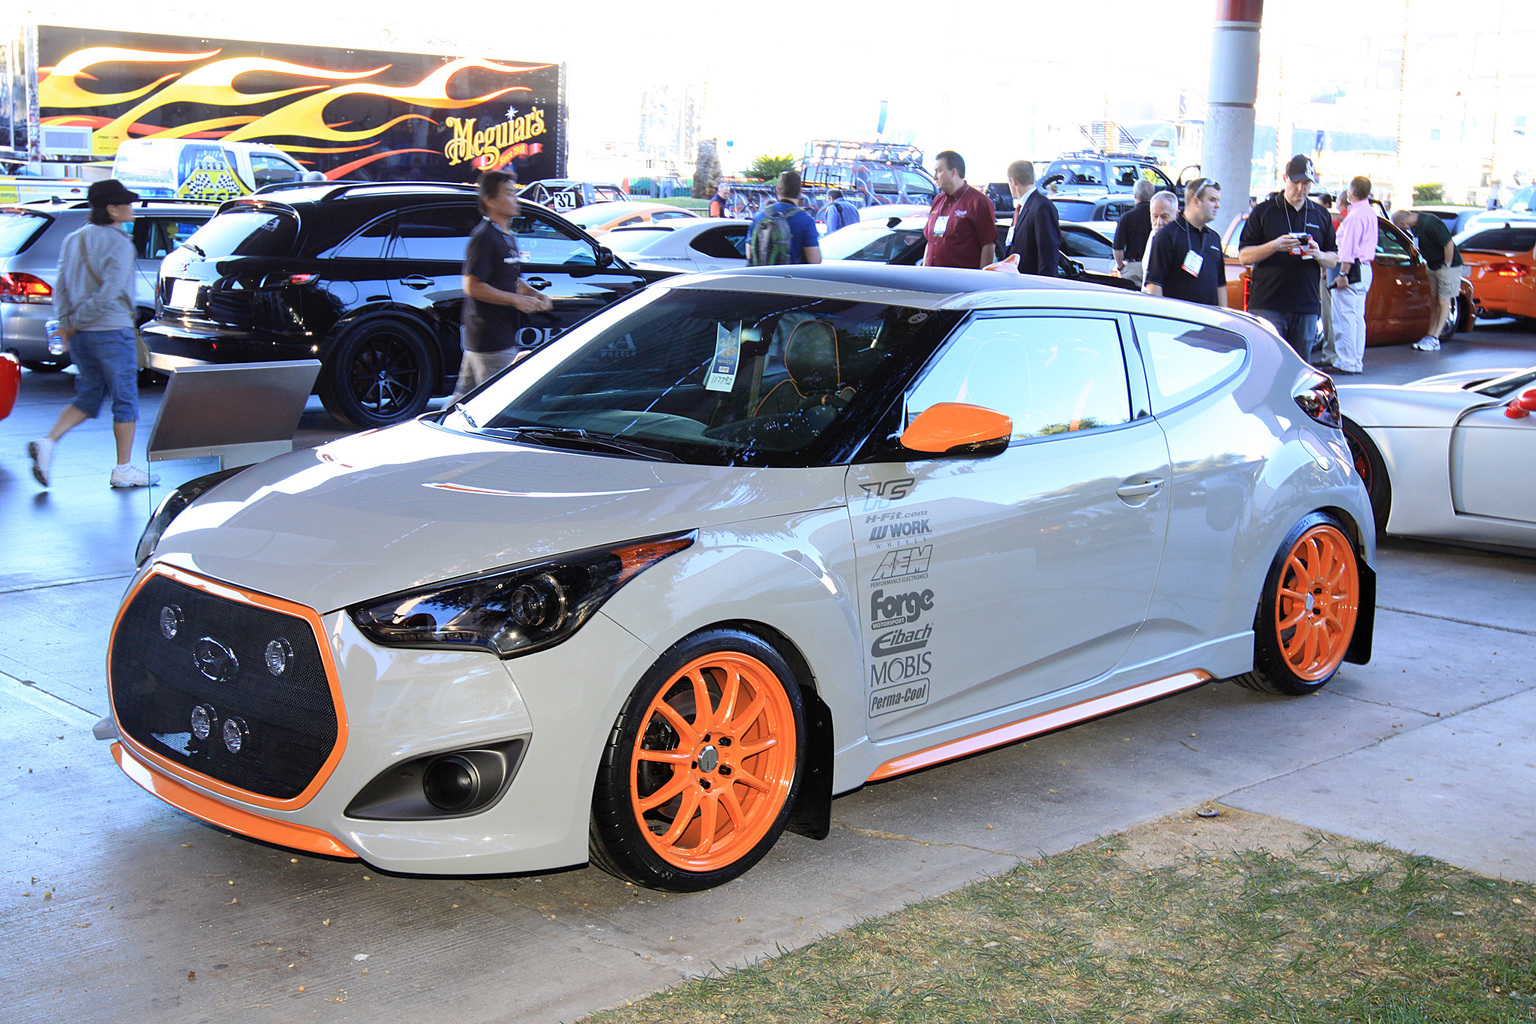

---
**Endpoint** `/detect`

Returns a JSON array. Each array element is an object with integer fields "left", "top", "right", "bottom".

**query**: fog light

[
  {"left": 222, "top": 716, "right": 249, "bottom": 754},
  {"left": 422, "top": 755, "right": 481, "bottom": 813},
  {"left": 190, "top": 704, "right": 216, "bottom": 740},
  {"left": 265, "top": 638, "right": 293, "bottom": 676},
  {"left": 161, "top": 605, "right": 183, "bottom": 640}
]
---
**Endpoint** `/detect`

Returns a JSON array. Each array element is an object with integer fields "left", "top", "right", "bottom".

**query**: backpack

[{"left": 747, "top": 203, "right": 800, "bottom": 266}]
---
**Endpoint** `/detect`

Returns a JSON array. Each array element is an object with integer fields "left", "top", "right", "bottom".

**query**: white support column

[{"left": 1203, "top": 0, "right": 1263, "bottom": 240}]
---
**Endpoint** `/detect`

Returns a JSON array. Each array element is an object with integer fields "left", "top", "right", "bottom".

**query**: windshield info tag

[{"left": 705, "top": 322, "right": 742, "bottom": 392}]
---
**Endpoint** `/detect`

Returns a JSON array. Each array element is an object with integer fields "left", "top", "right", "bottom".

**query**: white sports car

[
  {"left": 603, "top": 218, "right": 749, "bottom": 273},
  {"left": 107, "top": 264, "right": 1376, "bottom": 892},
  {"left": 1340, "top": 366, "right": 1536, "bottom": 550}
]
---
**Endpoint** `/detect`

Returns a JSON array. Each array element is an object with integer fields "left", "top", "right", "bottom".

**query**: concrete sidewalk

[{"left": 1, "top": 320, "right": 1533, "bottom": 1023}]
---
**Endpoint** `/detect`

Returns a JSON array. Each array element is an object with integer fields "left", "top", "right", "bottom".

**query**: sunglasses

[{"left": 1191, "top": 178, "right": 1220, "bottom": 198}]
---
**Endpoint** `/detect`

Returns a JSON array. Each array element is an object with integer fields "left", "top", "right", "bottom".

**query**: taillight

[
  {"left": 1241, "top": 275, "right": 1250, "bottom": 310},
  {"left": 1489, "top": 262, "right": 1527, "bottom": 278},
  {"left": 0, "top": 272, "right": 53, "bottom": 303},
  {"left": 1293, "top": 372, "right": 1341, "bottom": 428}
]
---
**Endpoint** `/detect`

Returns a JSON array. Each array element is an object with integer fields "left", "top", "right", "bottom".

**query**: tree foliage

[
  {"left": 743, "top": 153, "right": 794, "bottom": 182},
  {"left": 1413, "top": 182, "right": 1446, "bottom": 205}
]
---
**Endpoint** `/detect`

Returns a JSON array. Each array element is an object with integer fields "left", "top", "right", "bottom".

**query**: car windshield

[
  {"left": 181, "top": 209, "right": 298, "bottom": 257},
  {"left": 1472, "top": 367, "right": 1536, "bottom": 399},
  {"left": 447, "top": 287, "right": 963, "bottom": 467},
  {"left": 820, "top": 222, "right": 924, "bottom": 262},
  {"left": 0, "top": 210, "right": 50, "bottom": 256}
]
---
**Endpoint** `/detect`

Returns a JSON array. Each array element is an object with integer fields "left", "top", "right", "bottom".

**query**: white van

[{"left": 112, "top": 140, "right": 323, "bottom": 201}]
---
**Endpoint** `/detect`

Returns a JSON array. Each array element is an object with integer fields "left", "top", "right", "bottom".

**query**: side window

[
  {"left": 654, "top": 209, "right": 693, "bottom": 221},
  {"left": 1112, "top": 164, "right": 1140, "bottom": 188},
  {"left": 511, "top": 211, "right": 600, "bottom": 265},
  {"left": 1061, "top": 228, "right": 1113, "bottom": 260},
  {"left": 689, "top": 226, "right": 749, "bottom": 260},
  {"left": 1376, "top": 223, "right": 1412, "bottom": 264},
  {"left": 251, "top": 154, "right": 301, "bottom": 189},
  {"left": 324, "top": 214, "right": 395, "bottom": 259},
  {"left": 145, "top": 218, "right": 208, "bottom": 258},
  {"left": 1132, "top": 315, "right": 1247, "bottom": 412},
  {"left": 393, "top": 206, "right": 481, "bottom": 261},
  {"left": 907, "top": 315, "right": 1131, "bottom": 441},
  {"left": 1461, "top": 227, "right": 1536, "bottom": 251}
]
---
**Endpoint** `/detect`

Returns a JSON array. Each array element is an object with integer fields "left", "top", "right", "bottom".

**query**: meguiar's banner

[{"left": 34, "top": 25, "right": 565, "bottom": 181}]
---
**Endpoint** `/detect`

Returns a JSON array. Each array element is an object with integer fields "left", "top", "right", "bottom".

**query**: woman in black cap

[{"left": 28, "top": 178, "right": 158, "bottom": 489}]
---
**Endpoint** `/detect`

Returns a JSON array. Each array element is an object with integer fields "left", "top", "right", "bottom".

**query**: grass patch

[{"left": 582, "top": 809, "right": 1536, "bottom": 1023}]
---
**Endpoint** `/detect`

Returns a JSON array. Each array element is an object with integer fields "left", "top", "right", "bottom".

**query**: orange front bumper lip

[{"left": 112, "top": 742, "right": 358, "bottom": 859}]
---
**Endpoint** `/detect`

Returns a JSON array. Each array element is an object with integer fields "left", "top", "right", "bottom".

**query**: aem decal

[
  {"left": 869, "top": 679, "right": 930, "bottom": 717},
  {"left": 870, "top": 544, "right": 932, "bottom": 583}
]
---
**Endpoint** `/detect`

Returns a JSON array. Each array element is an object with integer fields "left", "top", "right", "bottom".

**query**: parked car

[
  {"left": 1221, "top": 212, "right": 1474, "bottom": 345},
  {"left": 1043, "top": 152, "right": 1178, "bottom": 197},
  {"left": 0, "top": 351, "right": 17, "bottom": 419},
  {"left": 111, "top": 262, "right": 1375, "bottom": 892},
  {"left": 1456, "top": 221, "right": 1536, "bottom": 321},
  {"left": 145, "top": 181, "right": 672, "bottom": 429},
  {"left": 113, "top": 139, "right": 320, "bottom": 201},
  {"left": 602, "top": 218, "right": 751, "bottom": 274},
  {"left": 1058, "top": 222, "right": 1120, "bottom": 276},
  {"left": 819, "top": 214, "right": 1136, "bottom": 290},
  {"left": 564, "top": 201, "right": 700, "bottom": 235},
  {"left": 517, "top": 180, "right": 627, "bottom": 213},
  {"left": 1053, "top": 194, "right": 1139, "bottom": 223},
  {"left": 1, "top": 197, "right": 215, "bottom": 371},
  {"left": 1340, "top": 364, "right": 1536, "bottom": 548},
  {"left": 1409, "top": 205, "right": 1484, "bottom": 237}
]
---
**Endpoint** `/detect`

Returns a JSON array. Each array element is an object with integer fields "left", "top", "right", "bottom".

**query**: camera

[{"left": 1293, "top": 232, "right": 1311, "bottom": 245}]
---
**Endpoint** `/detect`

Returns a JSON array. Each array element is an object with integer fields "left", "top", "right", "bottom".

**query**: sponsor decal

[
  {"left": 871, "top": 626, "right": 932, "bottom": 660},
  {"left": 870, "top": 650, "right": 931, "bottom": 686},
  {"left": 869, "top": 518, "right": 931, "bottom": 542},
  {"left": 869, "top": 679, "right": 930, "bottom": 717},
  {"left": 444, "top": 107, "right": 548, "bottom": 169},
  {"left": 870, "top": 544, "right": 932, "bottom": 583},
  {"left": 859, "top": 477, "right": 915, "bottom": 512},
  {"left": 870, "top": 587, "right": 934, "bottom": 629}
]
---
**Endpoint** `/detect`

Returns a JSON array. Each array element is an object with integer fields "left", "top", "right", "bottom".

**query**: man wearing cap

[
  {"left": 1238, "top": 155, "right": 1339, "bottom": 363},
  {"left": 27, "top": 178, "right": 158, "bottom": 489}
]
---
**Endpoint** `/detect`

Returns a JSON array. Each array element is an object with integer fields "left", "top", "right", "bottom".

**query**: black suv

[{"left": 145, "top": 181, "right": 672, "bottom": 428}]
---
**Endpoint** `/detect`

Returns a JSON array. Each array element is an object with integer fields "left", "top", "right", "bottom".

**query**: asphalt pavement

[{"left": 2, "top": 318, "right": 1534, "bottom": 1023}]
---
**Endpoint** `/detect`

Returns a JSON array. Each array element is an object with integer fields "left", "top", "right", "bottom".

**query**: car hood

[{"left": 153, "top": 420, "right": 847, "bottom": 612}]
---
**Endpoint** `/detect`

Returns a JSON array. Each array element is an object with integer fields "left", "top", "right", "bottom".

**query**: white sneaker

[
  {"left": 109, "top": 464, "right": 159, "bottom": 488},
  {"left": 1412, "top": 336, "right": 1441, "bottom": 351},
  {"left": 28, "top": 438, "right": 55, "bottom": 487}
]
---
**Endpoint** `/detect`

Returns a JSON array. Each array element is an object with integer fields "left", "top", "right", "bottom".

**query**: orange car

[
  {"left": 1222, "top": 213, "right": 1474, "bottom": 345},
  {"left": 1456, "top": 221, "right": 1536, "bottom": 321}
]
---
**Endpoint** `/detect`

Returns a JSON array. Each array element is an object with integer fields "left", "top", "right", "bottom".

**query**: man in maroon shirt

[{"left": 923, "top": 150, "right": 997, "bottom": 269}]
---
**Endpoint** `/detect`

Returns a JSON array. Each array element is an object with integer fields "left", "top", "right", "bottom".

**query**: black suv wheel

[{"left": 319, "top": 316, "right": 436, "bottom": 429}]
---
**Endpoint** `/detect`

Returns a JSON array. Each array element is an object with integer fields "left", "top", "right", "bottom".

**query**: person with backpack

[
  {"left": 823, "top": 189, "right": 861, "bottom": 234},
  {"left": 746, "top": 171, "right": 821, "bottom": 266},
  {"left": 27, "top": 179, "right": 158, "bottom": 489}
]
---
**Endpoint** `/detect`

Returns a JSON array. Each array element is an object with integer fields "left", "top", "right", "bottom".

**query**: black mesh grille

[{"left": 110, "top": 574, "right": 338, "bottom": 800}]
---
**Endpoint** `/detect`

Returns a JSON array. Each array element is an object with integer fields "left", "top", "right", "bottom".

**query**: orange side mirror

[{"left": 900, "top": 402, "right": 1012, "bottom": 456}]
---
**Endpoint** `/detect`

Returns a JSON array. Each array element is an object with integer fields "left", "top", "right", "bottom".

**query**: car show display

[{"left": 111, "top": 263, "right": 1376, "bottom": 891}]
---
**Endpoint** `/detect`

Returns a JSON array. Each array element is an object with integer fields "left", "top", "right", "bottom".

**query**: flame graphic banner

[{"left": 36, "top": 26, "right": 565, "bottom": 182}]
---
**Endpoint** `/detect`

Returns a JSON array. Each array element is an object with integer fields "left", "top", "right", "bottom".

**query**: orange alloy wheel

[
  {"left": 1273, "top": 524, "right": 1360, "bottom": 682},
  {"left": 628, "top": 651, "right": 798, "bottom": 872}
]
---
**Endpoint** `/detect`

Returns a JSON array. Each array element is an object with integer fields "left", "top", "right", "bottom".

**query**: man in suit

[{"left": 1004, "top": 160, "right": 1062, "bottom": 276}]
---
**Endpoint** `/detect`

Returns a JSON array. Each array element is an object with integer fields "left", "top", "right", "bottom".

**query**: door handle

[
  {"left": 398, "top": 275, "right": 432, "bottom": 289},
  {"left": 525, "top": 277, "right": 552, "bottom": 290},
  {"left": 1116, "top": 478, "right": 1166, "bottom": 503}
]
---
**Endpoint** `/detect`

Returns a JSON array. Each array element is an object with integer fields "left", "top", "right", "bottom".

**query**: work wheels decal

[
  {"left": 1273, "top": 523, "right": 1360, "bottom": 682},
  {"left": 629, "top": 651, "right": 798, "bottom": 872}
]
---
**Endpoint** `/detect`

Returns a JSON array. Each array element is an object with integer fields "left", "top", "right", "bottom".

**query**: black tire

[
  {"left": 1232, "top": 512, "right": 1363, "bottom": 696},
  {"left": 1342, "top": 420, "right": 1390, "bottom": 535},
  {"left": 318, "top": 316, "right": 436, "bottom": 429},
  {"left": 590, "top": 628, "right": 806, "bottom": 892},
  {"left": 20, "top": 359, "right": 70, "bottom": 373}
]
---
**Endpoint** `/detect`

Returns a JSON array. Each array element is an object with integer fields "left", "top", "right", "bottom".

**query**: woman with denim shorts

[{"left": 28, "top": 178, "right": 158, "bottom": 489}]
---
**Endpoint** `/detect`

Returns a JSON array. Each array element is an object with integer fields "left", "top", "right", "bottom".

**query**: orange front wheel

[
  {"left": 1235, "top": 512, "right": 1362, "bottom": 695},
  {"left": 590, "top": 629, "right": 805, "bottom": 891}
]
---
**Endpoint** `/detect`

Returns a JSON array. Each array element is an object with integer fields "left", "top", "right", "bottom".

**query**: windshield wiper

[
  {"left": 493, "top": 425, "right": 681, "bottom": 463},
  {"left": 184, "top": 243, "right": 206, "bottom": 258}
]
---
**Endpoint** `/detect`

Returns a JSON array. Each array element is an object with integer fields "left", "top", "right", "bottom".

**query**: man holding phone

[{"left": 1238, "top": 155, "right": 1339, "bottom": 363}]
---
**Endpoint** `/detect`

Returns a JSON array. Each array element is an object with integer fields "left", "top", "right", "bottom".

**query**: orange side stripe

[
  {"left": 113, "top": 742, "right": 358, "bottom": 859},
  {"left": 867, "top": 670, "right": 1212, "bottom": 782}
]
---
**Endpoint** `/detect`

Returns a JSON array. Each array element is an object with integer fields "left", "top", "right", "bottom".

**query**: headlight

[
  {"left": 349, "top": 531, "right": 695, "bottom": 658},
  {"left": 134, "top": 466, "right": 246, "bottom": 567}
]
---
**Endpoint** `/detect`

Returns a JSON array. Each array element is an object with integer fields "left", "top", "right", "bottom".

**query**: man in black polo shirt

[
  {"left": 1391, "top": 208, "right": 1464, "bottom": 350},
  {"left": 1238, "top": 155, "right": 1339, "bottom": 362},
  {"left": 452, "top": 170, "right": 552, "bottom": 400},
  {"left": 1143, "top": 177, "right": 1227, "bottom": 306},
  {"left": 1112, "top": 179, "right": 1156, "bottom": 286}
]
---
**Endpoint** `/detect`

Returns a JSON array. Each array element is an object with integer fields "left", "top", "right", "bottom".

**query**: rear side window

[
  {"left": 251, "top": 154, "right": 302, "bottom": 189},
  {"left": 1132, "top": 315, "right": 1247, "bottom": 412},
  {"left": 0, "top": 211, "right": 50, "bottom": 256},
  {"left": 144, "top": 218, "right": 209, "bottom": 259},
  {"left": 392, "top": 206, "right": 480, "bottom": 261},
  {"left": 689, "top": 226, "right": 748, "bottom": 260},
  {"left": 1460, "top": 227, "right": 1536, "bottom": 252},
  {"left": 182, "top": 210, "right": 297, "bottom": 257},
  {"left": 1061, "top": 228, "right": 1113, "bottom": 260}
]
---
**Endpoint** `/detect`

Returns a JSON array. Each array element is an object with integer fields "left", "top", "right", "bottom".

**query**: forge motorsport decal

[
  {"left": 35, "top": 26, "right": 565, "bottom": 182},
  {"left": 861, "top": 477, "right": 935, "bottom": 718}
]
